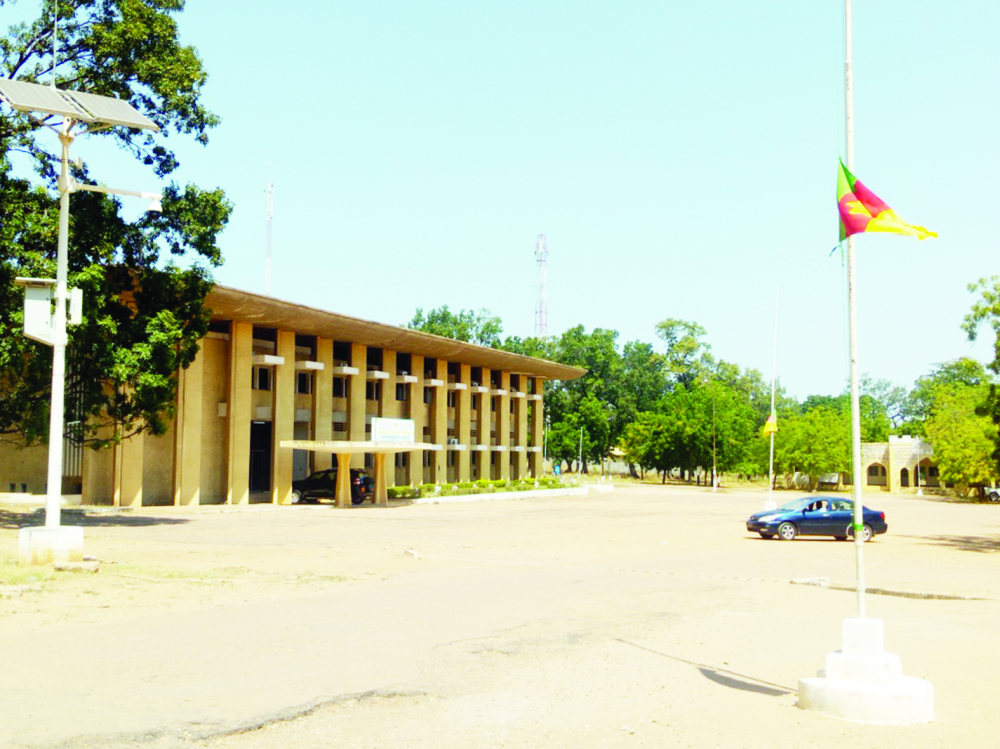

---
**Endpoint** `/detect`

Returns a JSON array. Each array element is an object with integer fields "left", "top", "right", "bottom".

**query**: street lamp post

[{"left": 0, "top": 78, "right": 160, "bottom": 564}]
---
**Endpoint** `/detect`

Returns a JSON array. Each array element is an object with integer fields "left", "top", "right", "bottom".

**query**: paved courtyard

[{"left": 1, "top": 483, "right": 998, "bottom": 748}]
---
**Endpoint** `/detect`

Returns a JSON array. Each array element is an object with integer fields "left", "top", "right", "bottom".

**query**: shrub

[{"left": 388, "top": 485, "right": 421, "bottom": 499}]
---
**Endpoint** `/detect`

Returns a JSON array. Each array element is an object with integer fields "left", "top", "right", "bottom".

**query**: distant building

[
  {"left": 0, "top": 285, "right": 585, "bottom": 506},
  {"left": 861, "top": 435, "right": 938, "bottom": 492}
]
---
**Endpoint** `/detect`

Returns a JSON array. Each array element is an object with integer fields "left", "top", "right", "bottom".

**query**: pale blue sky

[{"left": 11, "top": 1, "right": 1000, "bottom": 400}]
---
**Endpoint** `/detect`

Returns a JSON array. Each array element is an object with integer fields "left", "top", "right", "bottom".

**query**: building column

[
  {"left": 475, "top": 367, "right": 490, "bottom": 481},
  {"left": 173, "top": 348, "right": 204, "bottom": 505},
  {"left": 498, "top": 371, "right": 511, "bottom": 480},
  {"left": 227, "top": 321, "right": 253, "bottom": 505},
  {"left": 431, "top": 359, "right": 447, "bottom": 483},
  {"left": 114, "top": 430, "right": 144, "bottom": 508},
  {"left": 409, "top": 354, "right": 425, "bottom": 485},
  {"left": 515, "top": 387, "right": 528, "bottom": 480},
  {"left": 530, "top": 380, "right": 545, "bottom": 477},
  {"left": 313, "top": 338, "right": 334, "bottom": 472},
  {"left": 373, "top": 452, "right": 389, "bottom": 505},
  {"left": 272, "top": 330, "right": 295, "bottom": 505},
  {"left": 380, "top": 350, "right": 400, "bottom": 418},
  {"left": 348, "top": 342, "right": 367, "bottom": 469},
  {"left": 457, "top": 363, "right": 471, "bottom": 481}
]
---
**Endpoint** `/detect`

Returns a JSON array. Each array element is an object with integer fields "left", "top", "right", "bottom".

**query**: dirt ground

[{"left": 1, "top": 482, "right": 998, "bottom": 749}]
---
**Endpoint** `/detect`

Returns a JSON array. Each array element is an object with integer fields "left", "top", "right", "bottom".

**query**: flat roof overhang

[{"left": 207, "top": 285, "right": 586, "bottom": 381}]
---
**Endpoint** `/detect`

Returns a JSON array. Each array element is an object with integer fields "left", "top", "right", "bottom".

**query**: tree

[
  {"left": 654, "top": 318, "right": 711, "bottom": 388},
  {"left": 924, "top": 381, "right": 998, "bottom": 497},
  {"left": 963, "top": 277, "right": 1000, "bottom": 471},
  {"left": 900, "top": 358, "right": 986, "bottom": 437},
  {"left": 405, "top": 306, "right": 503, "bottom": 347},
  {"left": 621, "top": 412, "right": 673, "bottom": 481},
  {"left": 1, "top": 1, "right": 232, "bottom": 447},
  {"left": 772, "top": 407, "right": 851, "bottom": 489}
]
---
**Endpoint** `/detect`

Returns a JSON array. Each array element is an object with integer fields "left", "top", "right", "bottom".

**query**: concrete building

[
  {"left": 0, "top": 286, "right": 585, "bottom": 507},
  {"left": 861, "top": 436, "right": 938, "bottom": 493}
]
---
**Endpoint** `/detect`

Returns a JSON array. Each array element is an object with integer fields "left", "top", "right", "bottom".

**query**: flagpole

[
  {"left": 845, "top": 0, "right": 867, "bottom": 619},
  {"left": 766, "top": 285, "right": 779, "bottom": 510}
]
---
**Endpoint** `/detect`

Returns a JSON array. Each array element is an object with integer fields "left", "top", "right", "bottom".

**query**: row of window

[
  {"left": 253, "top": 368, "right": 531, "bottom": 413},
  {"left": 867, "top": 464, "right": 939, "bottom": 478}
]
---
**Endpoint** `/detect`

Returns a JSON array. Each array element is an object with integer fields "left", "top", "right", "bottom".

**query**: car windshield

[
  {"left": 776, "top": 497, "right": 854, "bottom": 512},
  {"left": 777, "top": 498, "right": 813, "bottom": 512}
]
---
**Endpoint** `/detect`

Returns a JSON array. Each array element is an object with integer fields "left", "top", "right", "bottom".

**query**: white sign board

[{"left": 371, "top": 417, "right": 415, "bottom": 443}]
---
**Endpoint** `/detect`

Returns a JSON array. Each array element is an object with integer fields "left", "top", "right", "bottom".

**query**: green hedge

[{"left": 385, "top": 477, "right": 567, "bottom": 500}]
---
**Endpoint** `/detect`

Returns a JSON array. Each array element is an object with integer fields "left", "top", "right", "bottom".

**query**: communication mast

[
  {"left": 534, "top": 234, "right": 548, "bottom": 338},
  {"left": 265, "top": 181, "right": 273, "bottom": 295}
]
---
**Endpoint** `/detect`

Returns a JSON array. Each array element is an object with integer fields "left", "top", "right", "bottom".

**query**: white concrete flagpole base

[
  {"left": 798, "top": 618, "right": 934, "bottom": 724},
  {"left": 19, "top": 526, "right": 84, "bottom": 566}
]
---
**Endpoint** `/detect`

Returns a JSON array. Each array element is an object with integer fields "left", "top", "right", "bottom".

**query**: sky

[{"left": 7, "top": 0, "right": 1000, "bottom": 401}]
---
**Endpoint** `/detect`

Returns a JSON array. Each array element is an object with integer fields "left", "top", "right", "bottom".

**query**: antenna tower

[
  {"left": 265, "top": 181, "right": 273, "bottom": 295},
  {"left": 534, "top": 234, "right": 548, "bottom": 337}
]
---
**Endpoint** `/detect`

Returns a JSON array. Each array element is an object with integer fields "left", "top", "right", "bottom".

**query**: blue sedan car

[{"left": 746, "top": 496, "right": 887, "bottom": 541}]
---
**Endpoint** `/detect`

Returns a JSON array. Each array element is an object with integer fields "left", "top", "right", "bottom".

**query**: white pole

[
  {"left": 579, "top": 426, "right": 583, "bottom": 473},
  {"left": 45, "top": 123, "right": 74, "bottom": 528},
  {"left": 845, "top": 0, "right": 867, "bottom": 619},
  {"left": 767, "top": 285, "right": 779, "bottom": 509}
]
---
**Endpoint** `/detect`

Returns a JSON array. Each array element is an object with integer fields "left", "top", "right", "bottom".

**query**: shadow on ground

[
  {"left": 616, "top": 639, "right": 794, "bottom": 697},
  {"left": 0, "top": 508, "right": 190, "bottom": 530},
  {"left": 904, "top": 533, "right": 1000, "bottom": 553}
]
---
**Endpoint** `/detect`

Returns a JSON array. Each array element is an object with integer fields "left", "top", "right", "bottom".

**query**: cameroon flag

[
  {"left": 761, "top": 413, "right": 777, "bottom": 438},
  {"left": 838, "top": 160, "right": 936, "bottom": 241}
]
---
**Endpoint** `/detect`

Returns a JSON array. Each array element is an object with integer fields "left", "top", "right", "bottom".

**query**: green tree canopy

[
  {"left": 924, "top": 379, "right": 998, "bottom": 496},
  {"left": 405, "top": 306, "right": 503, "bottom": 347},
  {"left": 1, "top": 0, "right": 232, "bottom": 447}
]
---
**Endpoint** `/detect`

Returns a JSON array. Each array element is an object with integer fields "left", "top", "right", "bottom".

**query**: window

[
  {"left": 490, "top": 397, "right": 496, "bottom": 412},
  {"left": 867, "top": 465, "right": 879, "bottom": 477},
  {"left": 423, "top": 426, "right": 431, "bottom": 438},
  {"left": 929, "top": 466, "right": 939, "bottom": 478},
  {"left": 252, "top": 366, "right": 272, "bottom": 391},
  {"left": 333, "top": 421, "right": 347, "bottom": 433},
  {"left": 423, "top": 387, "right": 433, "bottom": 404},
  {"left": 333, "top": 377, "right": 346, "bottom": 398},
  {"left": 366, "top": 381, "right": 381, "bottom": 401},
  {"left": 395, "top": 452, "right": 408, "bottom": 468},
  {"left": 447, "top": 391, "right": 457, "bottom": 408},
  {"left": 510, "top": 400, "right": 515, "bottom": 413},
  {"left": 396, "top": 383, "right": 408, "bottom": 401},
  {"left": 296, "top": 372, "right": 312, "bottom": 395},
  {"left": 423, "top": 452, "right": 431, "bottom": 467},
  {"left": 471, "top": 394, "right": 479, "bottom": 410},
  {"left": 447, "top": 451, "right": 456, "bottom": 467}
]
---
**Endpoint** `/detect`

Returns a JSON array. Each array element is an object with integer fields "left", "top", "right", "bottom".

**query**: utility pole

[{"left": 534, "top": 234, "right": 548, "bottom": 338}]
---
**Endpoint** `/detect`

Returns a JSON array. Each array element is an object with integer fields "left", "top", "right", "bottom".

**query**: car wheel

[
  {"left": 777, "top": 522, "right": 797, "bottom": 541},
  {"left": 291, "top": 490, "right": 303, "bottom": 504},
  {"left": 758, "top": 532, "right": 775, "bottom": 539},
  {"left": 988, "top": 490, "right": 1000, "bottom": 502},
  {"left": 848, "top": 524, "right": 874, "bottom": 542},
  {"left": 351, "top": 494, "right": 365, "bottom": 506}
]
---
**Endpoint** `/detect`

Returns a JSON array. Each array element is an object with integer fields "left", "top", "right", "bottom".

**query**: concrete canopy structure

[{"left": 0, "top": 285, "right": 585, "bottom": 508}]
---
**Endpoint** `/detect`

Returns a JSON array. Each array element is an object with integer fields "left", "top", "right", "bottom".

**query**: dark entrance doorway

[{"left": 250, "top": 421, "right": 272, "bottom": 494}]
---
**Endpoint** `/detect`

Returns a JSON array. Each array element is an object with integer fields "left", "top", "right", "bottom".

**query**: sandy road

[{"left": 1, "top": 483, "right": 998, "bottom": 748}]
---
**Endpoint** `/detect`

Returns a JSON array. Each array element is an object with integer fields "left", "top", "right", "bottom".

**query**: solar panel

[
  {"left": 0, "top": 78, "right": 92, "bottom": 120},
  {"left": 64, "top": 89, "right": 159, "bottom": 132}
]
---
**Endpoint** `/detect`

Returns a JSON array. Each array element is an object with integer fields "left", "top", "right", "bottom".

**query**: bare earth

[{"left": 1, "top": 482, "right": 998, "bottom": 749}]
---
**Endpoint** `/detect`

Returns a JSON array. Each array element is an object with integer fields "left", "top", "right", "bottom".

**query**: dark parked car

[
  {"left": 291, "top": 468, "right": 374, "bottom": 505},
  {"left": 746, "top": 496, "right": 887, "bottom": 541}
]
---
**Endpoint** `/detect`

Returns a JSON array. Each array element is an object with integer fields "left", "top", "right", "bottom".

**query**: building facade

[
  {"left": 0, "top": 286, "right": 585, "bottom": 506},
  {"left": 861, "top": 436, "right": 938, "bottom": 493}
]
